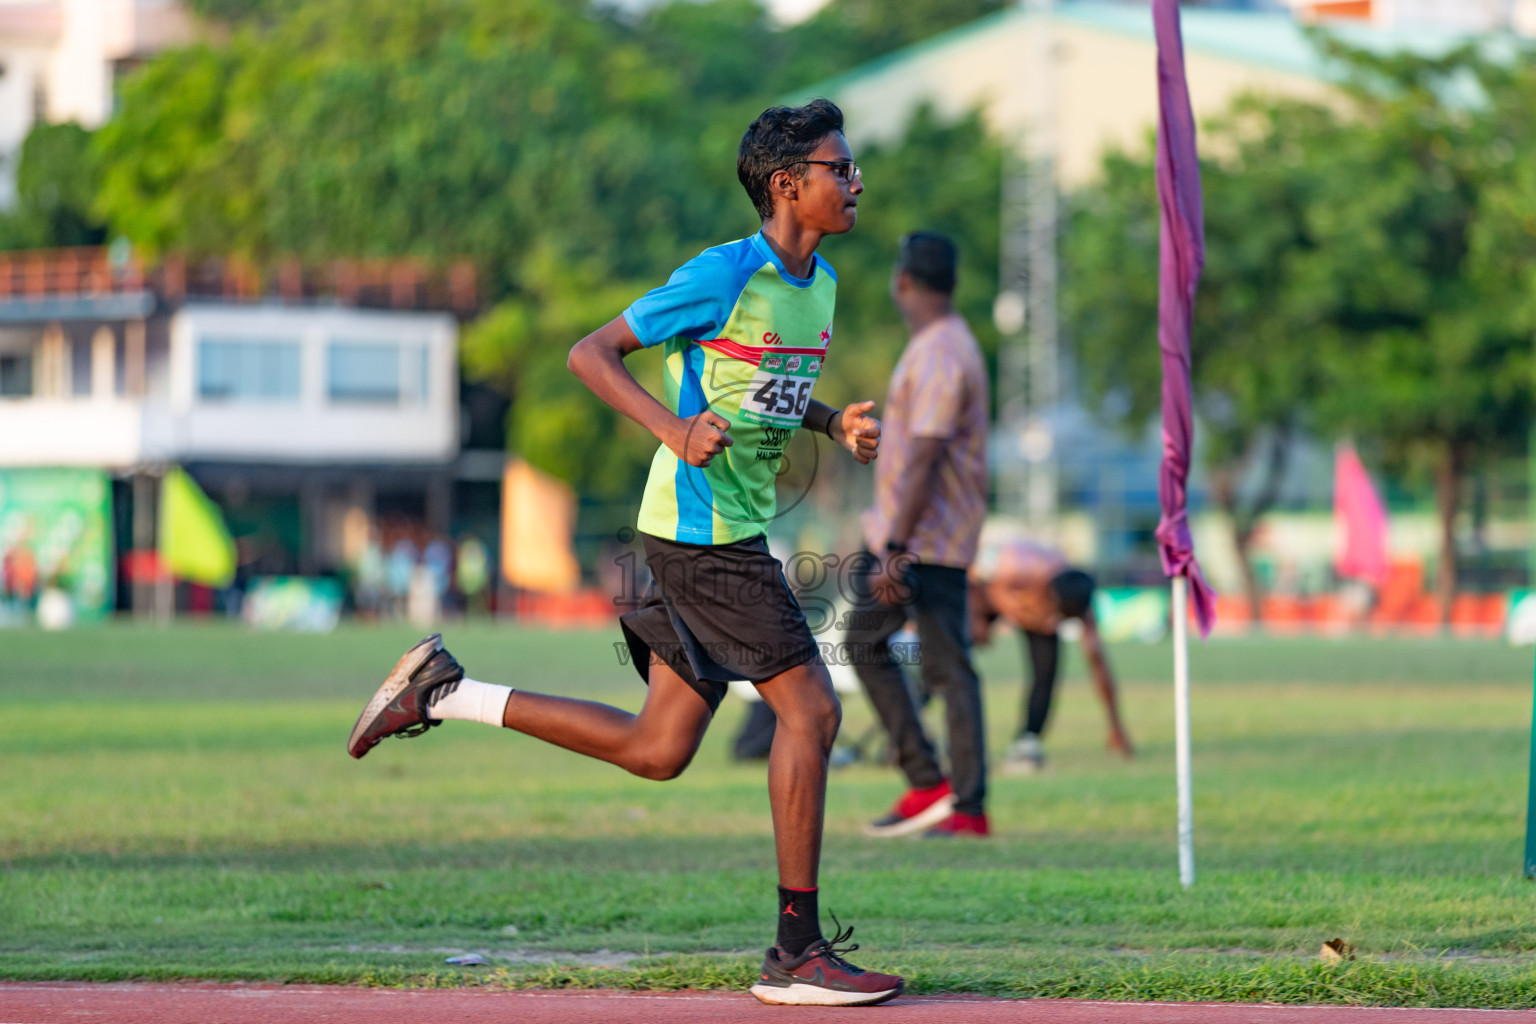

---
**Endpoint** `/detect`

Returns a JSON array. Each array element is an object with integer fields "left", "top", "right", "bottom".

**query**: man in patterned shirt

[
  {"left": 344, "top": 99, "right": 904, "bottom": 1007},
  {"left": 851, "top": 232, "right": 992, "bottom": 839}
]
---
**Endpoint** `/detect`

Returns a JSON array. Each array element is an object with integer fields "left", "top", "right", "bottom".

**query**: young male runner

[
  {"left": 345, "top": 99, "right": 904, "bottom": 1008},
  {"left": 970, "top": 536, "right": 1134, "bottom": 774}
]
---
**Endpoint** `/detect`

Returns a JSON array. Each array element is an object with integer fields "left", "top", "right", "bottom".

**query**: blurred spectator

[
  {"left": 457, "top": 536, "right": 490, "bottom": 616},
  {"left": 386, "top": 538, "right": 417, "bottom": 617},
  {"left": 353, "top": 532, "right": 385, "bottom": 619},
  {"left": 970, "top": 537, "right": 1133, "bottom": 774},
  {"left": 424, "top": 538, "right": 453, "bottom": 605},
  {"left": 4, "top": 543, "right": 38, "bottom": 606},
  {"left": 407, "top": 562, "right": 438, "bottom": 626},
  {"left": 853, "top": 231, "right": 991, "bottom": 839}
]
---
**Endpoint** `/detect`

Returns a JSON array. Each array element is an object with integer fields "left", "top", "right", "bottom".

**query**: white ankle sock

[{"left": 428, "top": 677, "right": 513, "bottom": 727}]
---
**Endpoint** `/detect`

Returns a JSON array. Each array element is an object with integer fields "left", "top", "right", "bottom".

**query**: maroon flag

[{"left": 1152, "top": 0, "right": 1216, "bottom": 636}]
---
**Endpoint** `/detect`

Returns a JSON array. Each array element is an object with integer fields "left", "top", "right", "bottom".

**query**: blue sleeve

[
  {"left": 814, "top": 253, "right": 837, "bottom": 282},
  {"left": 622, "top": 250, "right": 742, "bottom": 348}
]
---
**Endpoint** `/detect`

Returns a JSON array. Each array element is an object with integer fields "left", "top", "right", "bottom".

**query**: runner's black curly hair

[{"left": 738, "top": 99, "right": 845, "bottom": 220}]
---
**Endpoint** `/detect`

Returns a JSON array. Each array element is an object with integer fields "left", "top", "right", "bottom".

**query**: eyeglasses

[{"left": 794, "top": 159, "right": 861, "bottom": 182}]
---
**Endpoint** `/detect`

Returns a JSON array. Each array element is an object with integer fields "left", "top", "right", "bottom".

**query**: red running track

[{"left": 4, "top": 984, "right": 1536, "bottom": 1024}]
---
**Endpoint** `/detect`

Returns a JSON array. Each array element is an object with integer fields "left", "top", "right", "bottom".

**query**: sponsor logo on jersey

[
  {"left": 763, "top": 331, "right": 782, "bottom": 346},
  {"left": 819, "top": 323, "right": 832, "bottom": 346}
]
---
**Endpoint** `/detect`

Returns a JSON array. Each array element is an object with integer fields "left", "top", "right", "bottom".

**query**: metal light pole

[{"left": 995, "top": 0, "right": 1059, "bottom": 527}]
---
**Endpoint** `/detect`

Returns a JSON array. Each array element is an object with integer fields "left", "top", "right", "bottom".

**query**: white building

[
  {"left": 0, "top": 304, "right": 460, "bottom": 470},
  {"left": 0, "top": 0, "right": 195, "bottom": 205},
  {"left": 0, "top": 252, "right": 498, "bottom": 614}
]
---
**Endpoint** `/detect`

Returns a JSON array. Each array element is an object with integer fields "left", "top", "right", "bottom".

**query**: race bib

[{"left": 738, "top": 352, "right": 823, "bottom": 428}]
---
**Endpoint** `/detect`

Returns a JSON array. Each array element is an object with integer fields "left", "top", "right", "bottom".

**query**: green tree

[
  {"left": 1067, "top": 97, "right": 1339, "bottom": 617},
  {"left": 0, "top": 122, "right": 108, "bottom": 249},
  {"left": 779, "top": 0, "right": 1011, "bottom": 88},
  {"left": 1298, "top": 40, "right": 1535, "bottom": 619},
  {"left": 91, "top": 43, "right": 253, "bottom": 256},
  {"left": 91, "top": 0, "right": 1011, "bottom": 501},
  {"left": 1067, "top": 39, "right": 1536, "bottom": 621},
  {"left": 184, "top": 0, "right": 295, "bottom": 21},
  {"left": 459, "top": 253, "right": 663, "bottom": 501},
  {"left": 95, "top": 0, "right": 724, "bottom": 276}
]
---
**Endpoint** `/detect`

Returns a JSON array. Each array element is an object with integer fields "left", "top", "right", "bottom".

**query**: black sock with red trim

[{"left": 776, "top": 886, "right": 822, "bottom": 956}]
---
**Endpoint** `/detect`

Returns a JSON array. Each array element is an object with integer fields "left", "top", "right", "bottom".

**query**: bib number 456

[{"left": 754, "top": 377, "right": 812, "bottom": 417}]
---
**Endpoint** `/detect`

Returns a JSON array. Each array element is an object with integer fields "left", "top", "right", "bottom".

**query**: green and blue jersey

[{"left": 623, "top": 231, "right": 837, "bottom": 545}]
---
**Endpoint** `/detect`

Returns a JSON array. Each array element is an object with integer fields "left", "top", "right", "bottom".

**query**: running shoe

[
  {"left": 997, "top": 732, "right": 1047, "bottom": 776},
  {"left": 864, "top": 779, "right": 953, "bottom": 837},
  {"left": 749, "top": 921, "right": 904, "bottom": 1006},
  {"left": 924, "top": 811, "right": 991, "bottom": 838},
  {"left": 346, "top": 633, "right": 465, "bottom": 759}
]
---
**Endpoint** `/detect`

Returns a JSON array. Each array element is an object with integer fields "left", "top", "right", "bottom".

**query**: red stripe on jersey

[{"left": 698, "top": 337, "right": 827, "bottom": 366}]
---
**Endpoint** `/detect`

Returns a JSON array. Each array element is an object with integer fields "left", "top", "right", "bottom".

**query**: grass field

[{"left": 3, "top": 622, "right": 1536, "bottom": 1006}]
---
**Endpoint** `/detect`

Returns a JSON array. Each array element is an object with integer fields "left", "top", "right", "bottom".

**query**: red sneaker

[
  {"left": 924, "top": 811, "right": 991, "bottom": 838},
  {"left": 864, "top": 780, "right": 954, "bottom": 837},
  {"left": 749, "top": 923, "right": 904, "bottom": 1006}
]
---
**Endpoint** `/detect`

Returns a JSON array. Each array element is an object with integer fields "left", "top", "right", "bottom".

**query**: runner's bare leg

[
  {"left": 501, "top": 657, "right": 713, "bottom": 781},
  {"left": 754, "top": 660, "right": 841, "bottom": 889}
]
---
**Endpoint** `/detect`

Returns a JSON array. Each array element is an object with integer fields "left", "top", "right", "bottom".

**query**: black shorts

[{"left": 618, "top": 532, "right": 821, "bottom": 711}]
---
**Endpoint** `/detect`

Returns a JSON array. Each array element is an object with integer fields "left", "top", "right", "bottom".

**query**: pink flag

[
  {"left": 1333, "top": 442, "right": 1389, "bottom": 585},
  {"left": 1152, "top": 0, "right": 1216, "bottom": 636}
]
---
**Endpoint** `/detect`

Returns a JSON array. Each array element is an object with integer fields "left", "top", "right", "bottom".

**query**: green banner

[
  {"left": 0, "top": 468, "right": 114, "bottom": 621},
  {"left": 242, "top": 576, "right": 343, "bottom": 632},
  {"left": 1092, "top": 586, "right": 1172, "bottom": 644}
]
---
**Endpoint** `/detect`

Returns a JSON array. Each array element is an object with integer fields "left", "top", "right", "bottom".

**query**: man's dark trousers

[{"left": 847, "top": 557, "right": 986, "bottom": 816}]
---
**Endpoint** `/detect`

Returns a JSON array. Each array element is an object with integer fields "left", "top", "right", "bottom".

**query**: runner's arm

[
  {"left": 1080, "top": 611, "right": 1133, "bottom": 758},
  {"left": 568, "top": 316, "right": 732, "bottom": 468},
  {"left": 970, "top": 581, "right": 999, "bottom": 646},
  {"left": 804, "top": 400, "right": 837, "bottom": 437},
  {"left": 806, "top": 398, "right": 880, "bottom": 464}
]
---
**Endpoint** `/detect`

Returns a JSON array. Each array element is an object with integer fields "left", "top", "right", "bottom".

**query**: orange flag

[{"left": 501, "top": 459, "right": 580, "bottom": 594}]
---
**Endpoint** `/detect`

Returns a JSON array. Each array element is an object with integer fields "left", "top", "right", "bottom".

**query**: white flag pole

[{"left": 1172, "top": 573, "right": 1194, "bottom": 889}]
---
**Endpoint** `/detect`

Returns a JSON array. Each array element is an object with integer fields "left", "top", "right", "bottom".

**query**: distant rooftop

[
  {"left": 1058, "top": 1, "right": 1484, "bottom": 77},
  {"left": 800, "top": 0, "right": 1505, "bottom": 188},
  {"left": 810, "top": 1, "right": 1485, "bottom": 99},
  {"left": 0, "top": 246, "right": 480, "bottom": 324}
]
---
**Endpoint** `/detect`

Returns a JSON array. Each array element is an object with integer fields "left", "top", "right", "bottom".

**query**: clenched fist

[
  {"left": 670, "top": 410, "right": 734, "bottom": 467},
  {"left": 839, "top": 401, "right": 881, "bottom": 464}
]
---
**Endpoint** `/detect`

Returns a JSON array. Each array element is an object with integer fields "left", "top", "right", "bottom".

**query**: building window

[
  {"left": 198, "top": 337, "right": 301, "bottom": 402},
  {"left": 325, "top": 338, "right": 432, "bottom": 405},
  {"left": 328, "top": 341, "right": 400, "bottom": 404},
  {"left": 0, "top": 353, "right": 31, "bottom": 397}
]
